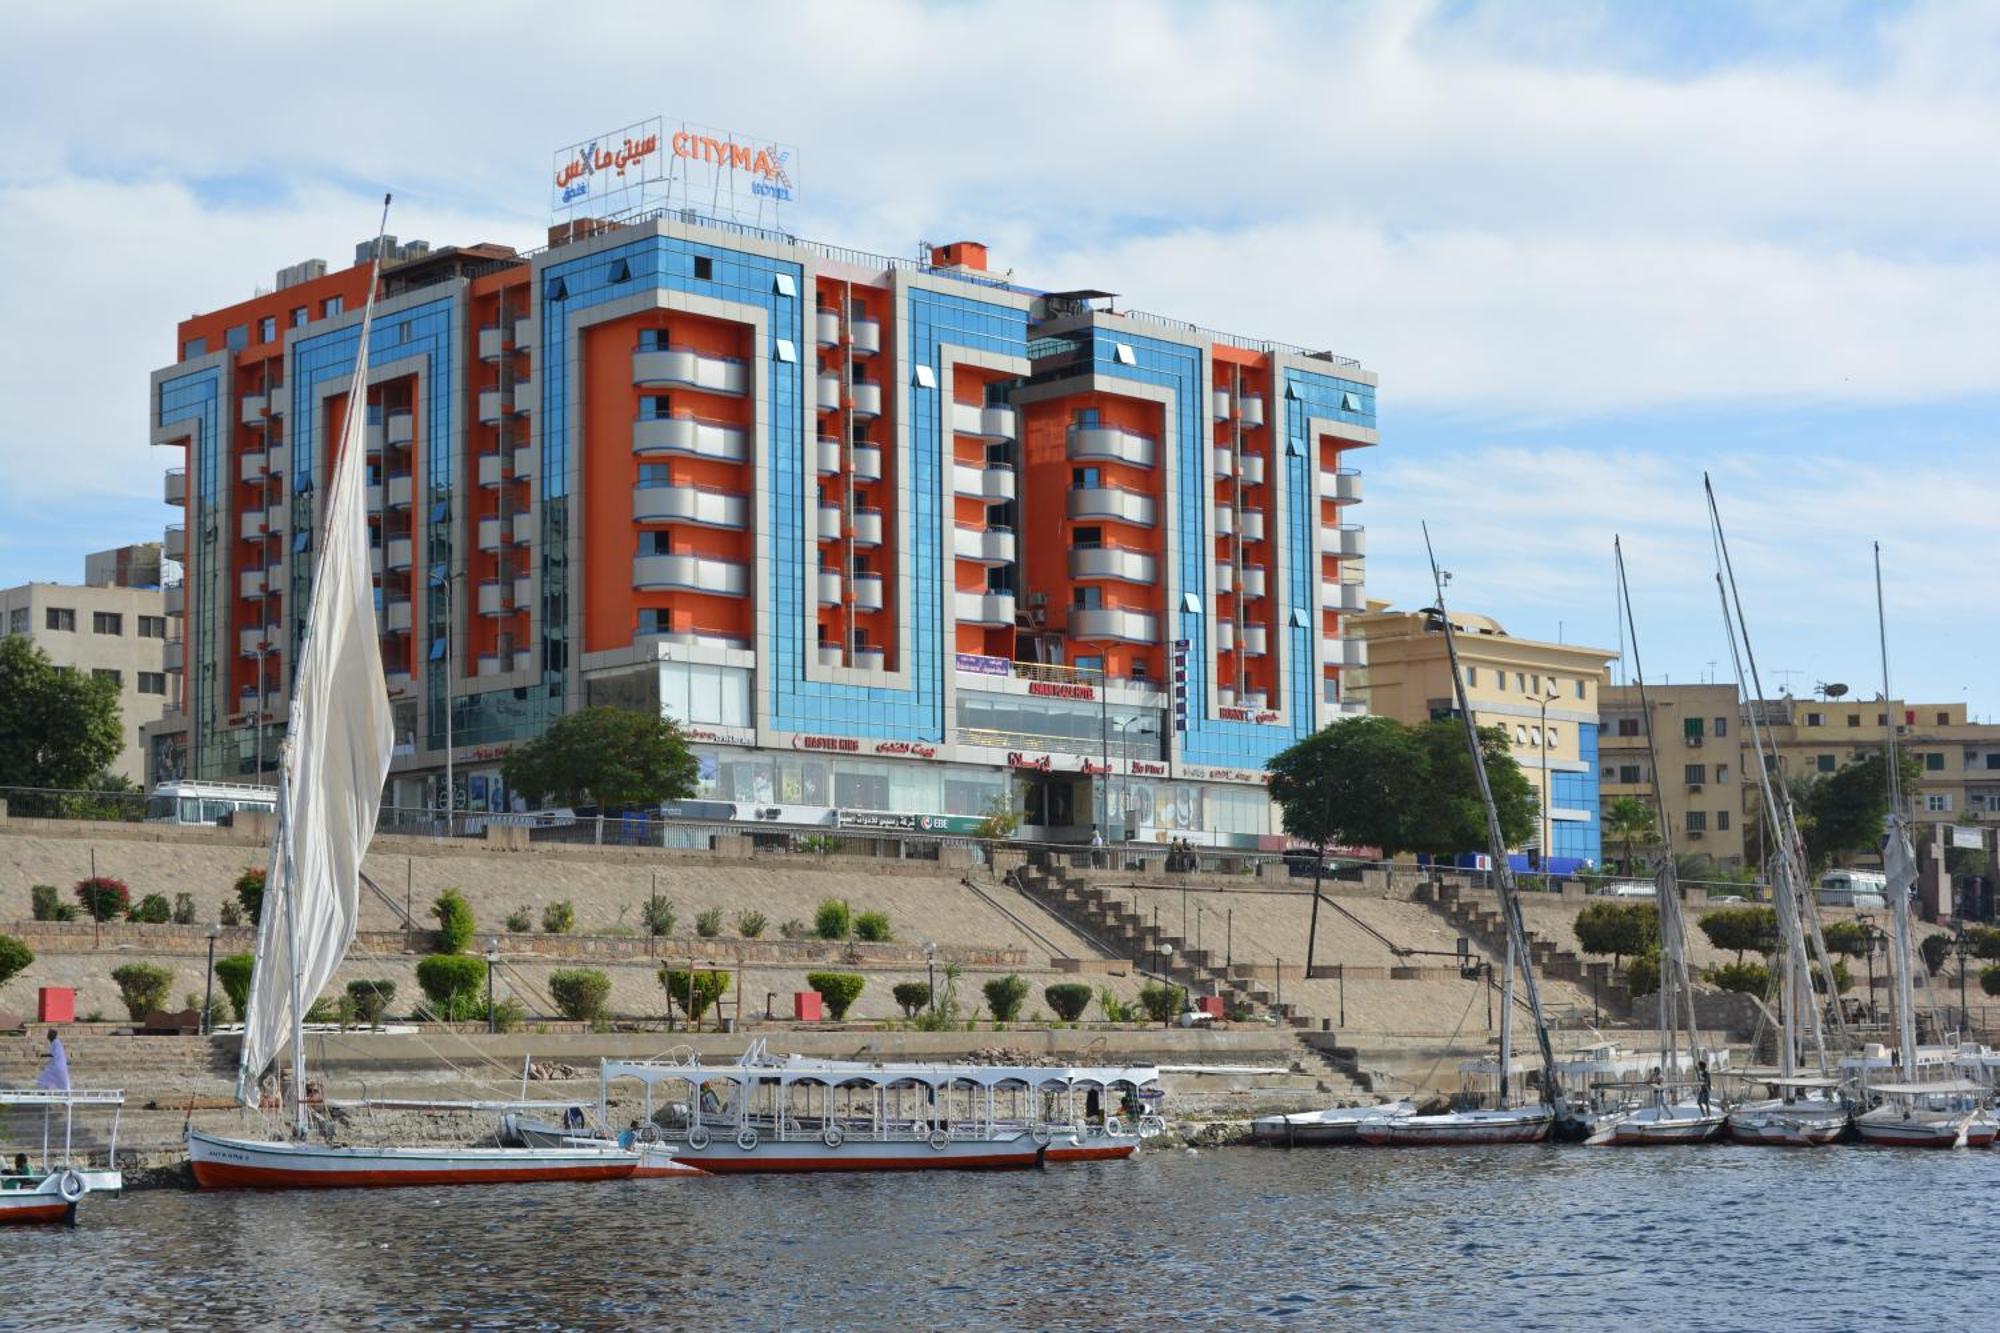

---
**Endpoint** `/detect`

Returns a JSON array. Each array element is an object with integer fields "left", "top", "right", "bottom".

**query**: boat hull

[
  {"left": 187, "top": 1129, "right": 642, "bottom": 1190},
  {"left": 1598, "top": 1105, "right": 1729, "bottom": 1146},
  {"left": 1250, "top": 1104, "right": 1414, "bottom": 1147},
  {"left": 0, "top": 1188, "right": 77, "bottom": 1226},
  {"left": 666, "top": 1134, "right": 1043, "bottom": 1174},
  {"left": 1854, "top": 1109, "right": 1991, "bottom": 1149},
  {"left": 1044, "top": 1136, "right": 1139, "bottom": 1163},
  {"left": 1725, "top": 1102, "right": 1850, "bottom": 1146},
  {"left": 1356, "top": 1108, "right": 1553, "bottom": 1146}
]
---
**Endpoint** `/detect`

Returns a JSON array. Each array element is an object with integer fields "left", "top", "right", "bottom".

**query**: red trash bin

[
  {"left": 1197, "top": 995, "right": 1225, "bottom": 1019},
  {"left": 38, "top": 987, "right": 76, "bottom": 1023},
  {"left": 793, "top": 991, "right": 824, "bottom": 1022}
]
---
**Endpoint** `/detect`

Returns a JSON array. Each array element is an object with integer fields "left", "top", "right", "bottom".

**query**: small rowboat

[
  {"left": 186, "top": 1128, "right": 646, "bottom": 1189},
  {"left": 1355, "top": 1105, "right": 1553, "bottom": 1146},
  {"left": 0, "top": 1170, "right": 86, "bottom": 1226}
]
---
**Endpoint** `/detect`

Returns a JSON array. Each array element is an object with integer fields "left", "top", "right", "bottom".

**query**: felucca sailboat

[{"left": 187, "top": 199, "right": 645, "bottom": 1189}]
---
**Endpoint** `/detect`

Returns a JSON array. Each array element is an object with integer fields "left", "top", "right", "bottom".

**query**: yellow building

[
  {"left": 1350, "top": 605, "right": 1617, "bottom": 870},
  {"left": 1598, "top": 683, "right": 1747, "bottom": 869},
  {"left": 1752, "top": 696, "right": 2000, "bottom": 843}
]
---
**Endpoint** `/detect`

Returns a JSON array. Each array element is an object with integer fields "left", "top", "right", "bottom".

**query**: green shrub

[
  {"left": 304, "top": 996, "right": 343, "bottom": 1024},
  {"left": 1810, "top": 959, "right": 1854, "bottom": 995},
  {"left": 490, "top": 997, "right": 526, "bottom": 1033},
  {"left": 778, "top": 918, "right": 807, "bottom": 940},
  {"left": 75, "top": 876, "right": 130, "bottom": 922},
  {"left": 1981, "top": 964, "right": 2000, "bottom": 998},
  {"left": 1626, "top": 952, "right": 1661, "bottom": 999},
  {"left": 1697, "top": 907, "right": 1778, "bottom": 964},
  {"left": 215, "top": 953, "right": 256, "bottom": 1021},
  {"left": 1969, "top": 925, "right": 2000, "bottom": 961},
  {"left": 110, "top": 962, "right": 174, "bottom": 1020},
  {"left": 347, "top": 979, "right": 397, "bottom": 1025},
  {"left": 542, "top": 900, "right": 575, "bottom": 935},
  {"left": 1574, "top": 901, "right": 1658, "bottom": 968},
  {"left": 805, "top": 971, "right": 864, "bottom": 1020},
  {"left": 798, "top": 834, "right": 841, "bottom": 856},
  {"left": 695, "top": 907, "right": 723, "bottom": 938},
  {"left": 415, "top": 954, "right": 489, "bottom": 1021},
  {"left": 549, "top": 968, "right": 613, "bottom": 1022},
  {"left": 172, "top": 893, "right": 196, "bottom": 925},
  {"left": 432, "top": 888, "right": 475, "bottom": 953},
  {"left": 1920, "top": 933, "right": 1951, "bottom": 976},
  {"left": 1708, "top": 961, "right": 1771, "bottom": 996},
  {"left": 982, "top": 974, "right": 1029, "bottom": 1022},
  {"left": 659, "top": 967, "right": 730, "bottom": 1024},
  {"left": 30, "top": 884, "right": 60, "bottom": 921},
  {"left": 1097, "top": 986, "right": 1136, "bottom": 1023},
  {"left": 234, "top": 868, "right": 266, "bottom": 926},
  {"left": 218, "top": 901, "right": 242, "bottom": 928},
  {"left": 505, "top": 907, "right": 533, "bottom": 933},
  {"left": 734, "top": 910, "right": 767, "bottom": 939},
  {"left": 642, "top": 898, "right": 678, "bottom": 937},
  {"left": 1138, "top": 981, "right": 1186, "bottom": 1025},
  {"left": 853, "top": 911, "right": 893, "bottom": 943},
  {"left": 1045, "top": 982, "right": 1093, "bottom": 1022},
  {"left": 813, "top": 899, "right": 851, "bottom": 941},
  {"left": 0, "top": 935, "right": 32, "bottom": 988},
  {"left": 892, "top": 981, "right": 932, "bottom": 1018},
  {"left": 131, "top": 893, "right": 173, "bottom": 924},
  {"left": 1819, "top": 920, "right": 1868, "bottom": 957}
]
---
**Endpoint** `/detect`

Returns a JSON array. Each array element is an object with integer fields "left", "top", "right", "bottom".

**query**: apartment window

[
  {"left": 1494, "top": 671, "right": 1507, "bottom": 693},
  {"left": 92, "top": 668, "right": 122, "bottom": 687},
  {"left": 1130, "top": 660, "right": 1149, "bottom": 682},
  {"left": 1072, "top": 467, "right": 1101, "bottom": 489},
  {"left": 291, "top": 306, "right": 309, "bottom": 328},
  {"left": 1072, "top": 526, "right": 1102, "bottom": 548},
  {"left": 323, "top": 296, "right": 344, "bottom": 317},
  {"left": 1847, "top": 714, "right": 1860, "bottom": 728},
  {"left": 1713, "top": 716, "right": 1728, "bottom": 737},
  {"left": 1716, "top": 765, "right": 1729, "bottom": 782},
  {"left": 693, "top": 255, "right": 714, "bottom": 280},
  {"left": 138, "top": 615, "right": 167, "bottom": 639},
  {"left": 1805, "top": 712, "right": 1824, "bottom": 727},
  {"left": 1073, "top": 587, "right": 1103, "bottom": 610},
  {"left": 1530, "top": 727, "right": 1543, "bottom": 747},
  {"left": 1683, "top": 717, "right": 1704, "bottom": 739},
  {"left": 1575, "top": 679, "right": 1586, "bottom": 699},
  {"left": 1925, "top": 752, "right": 1945, "bottom": 772},
  {"left": 259, "top": 316, "right": 277, "bottom": 344},
  {"left": 1514, "top": 725, "right": 1528, "bottom": 744},
  {"left": 1877, "top": 713, "right": 1887, "bottom": 726},
  {"left": 225, "top": 324, "right": 248, "bottom": 351},
  {"left": 1074, "top": 655, "right": 1104, "bottom": 674},
  {"left": 1817, "top": 754, "right": 1836, "bottom": 773},
  {"left": 1686, "top": 811, "right": 1708, "bottom": 833},
  {"left": 1617, "top": 718, "right": 1639, "bottom": 737},
  {"left": 1546, "top": 725, "right": 1559, "bottom": 746},
  {"left": 45, "top": 607, "right": 75, "bottom": 632},
  {"left": 1685, "top": 764, "right": 1706, "bottom": 784},
  {"left": 1925, "top": 794, "right": 1953, "bottom": 814},
  {"left": 1937, "top": 712, "right": 1950, "bottom": 726},
  {"left": 1987, "top": 754, "right": 2000, "bottom": 771},
  {"left": 7, "top": 607, "right": 26, "bottom": 635},
  {"left": 1465, "top": 667, "right": 1478, "bottom": 687},
  {"left": 1717, "top": 811, "right": 1731, "bottom": 832},
  {"left": 1515, "top": 673, "right": 1527, "bottom": 692},
  {"left": 1618, "top": 765, "right": 1642, "bottom": 784},
  {"left": 138, "top": 672, "right": 166, "bottom": 695},
  {"left": 92, "top": 611, "right": 124, "bottom": 636},
  {"left": 638, "top": 329, "right": 670, "bottom": 352},
  {"left": 182, "top": 336, "right": 207, "bottom": 359}
]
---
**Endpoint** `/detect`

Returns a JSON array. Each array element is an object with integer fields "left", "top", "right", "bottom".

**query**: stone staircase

[
  {"left": 1012, "top": 866, "right": 1313, "bottom": 1028},
  {"left": 1418, "top": 880, "right": 1630, "bottom": 1020}
]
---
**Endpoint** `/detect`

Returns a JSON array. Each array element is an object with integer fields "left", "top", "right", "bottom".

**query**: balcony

[
  {"left": 854, "top": 573, "right": 887, "bottom": 612},
  {"left": 850, "top": 382, "right": 882, "bottom": 418},
  {"left": 1241, "top": 565, "right": 1267, "bottom": 599},
  {"left": 953, "top": 463, "right": 1015, "bottom": 504},
  {"left": 1067, "top": 425, "right": 1156, "bottom": 468},
  {"left": 1239, "top": 453, "right": 1265, "bottom": 486},
  {"left": 384, "top": 597, "right": 413, "bottom": 632},
  {"left": 476, "top": 654, "right": 506, "bottom": 678},
  {"left": 955, "top": 590, "right": 1015, "bottom": 626},
  {"left": 1325, "top": 635, "right": 1368, "bottom": 669},
  {"left": 514, "top": 575, "right": 532, "bottom": 609},
  {"left": 1241, "top": 510, "right": 1265, "bottom": 542},
  {"left": 477, "top": 453, "right": 505, "bottom": 488},
  {"left": 239, "top": 624, "right": 277, "bottom": 655},
  {"left": 477, "top": 518, "right": 505, "bottom": 551},
  {"left": 366, "top": 422, "right": 384, "bottom": 454},
  {"left": 1322, "top": 469, "right": 1363, "bottom": 504},
  {"left": 854, "top": 646, "right": 887, "bottom": 671},
  {"left": 817, "top": 374, "right": 842, "bottom": 412},
  {"left": 1239, "top": 690, "right": 1269, "bottom": 710},
  {"left": 1068, "top": 484, "right": 1154, "bottom": 526},
  {"left": 815, "top": 308, "right": 840, "bottom": 347},
  {"left": 384, "top": 537, "right": 412, "bottom": 570},
  {"left": 1070, "top": 543, "right": 1157, "bottom": 585},
  {"left": 817, "top": 437, "right": 842, "bottom": 474},
  {"left": 164, "top": 469, "right": 186, "bottom": 506},
  {"left": 478, "top": 389, "right": 506, "bottom": 424},
  {"left": 1215, "top": 564, "right": 1234, "bottom": 594},
  {"left": 384, "top": 474, "right": 413, "bottom": 509},
  {"left": 632, "top": 346, "right": 748, "bottom": 396},
  {"left": 817, "top": 505, "right": 843, "bottom": 541},
  {"left": 514, "top": 374, "right": 535, "bottom": 412},
  {"left": 1324, "top": 524, "right": 1366, "bottom": 558},
  {"left": 851, "top": 444, "right": 883, "bottom": 481},
  {"left": 851, "top": 318, "right": 882, "bottom": 356},
  {"left": 512, "top": 513, "right": 535, "bottom": 545},
  {"left": 513, "top": 445, "right": 536, "bottom": 478},
  {"left": 514, "top": 317, "right": 534, "bottom": 348},
  {"left": 1215, "top": 504, "right": 1235, "bottom": 536},
  {"left": 164, "top": 525, "right": 186, "bottom": 561},
  {"left": 241, "top": 394, "right": 269, "bottom": 427},
  {"left": 240, "top": 450, "right": 270, "bottom": 482},
  {"left": 632, "top": 553, "right": 749, "bottom": 596},
  {"left": 1242, "top": 624, "right": 1269, "bottom": 656},
  {"left": 633, "top": 413, "right": 747, "bottom": 463},
  {"left": 386, "top": 412, "right": 414, "bottom": 446},
  {"left": 475, "top": 582, "right": 509, "bottom": 617},
  {"left": 633, "top": 483, "right": 747, "bottom": 529},
  {"left": 851, "top": 508, "right": 884, "bottom": 546},
  {"left": 239, "top": 510, "right": 272, "bottom": 541},
  {"left": 385, "top": 669, "right": 412, "bottom": 695},
  {"left": 514, "top": 648, "right": 534, "bottom": 673},
  {"left": 1322, "top": 579, "right": 1366, "bottom": 612},
  {"left": 954, "top": 525, "right": 1017, "bottom": 565},
  {"left": 478, "top": 326, "right": 506, "bottom": 361},
  {"left": 1217, "top": 620, "right": 1236, "bottom": 652},
  {"left": 1239, "top": 394, "right": 1265, "bottom": 427},
  {"left": 1212, "top": 448, "right": 1234, "bottom": 479},
  {"left": 1070, "top": 606, "right": 1159, "bottom": 644},
  {"left": 817, "top": 569, "right": 843, "bottom": 606},
  {"left": 163, "top": 638, "right": 183, "bottom": 673},
  {"left": 1211, "top": 389, "right": 1231, "bottom": 421},
  {"left": 163, "top": 584, "right": 183, "bottom": 617},
  {"left": 951, "top": 401, "right": 1016, "bottom": 441},
  {"left": 817, "top": 644, "right": 845, "bottom": 668},
  {"left": 239, "top": 568, "right": 269, "bottom": 598}
]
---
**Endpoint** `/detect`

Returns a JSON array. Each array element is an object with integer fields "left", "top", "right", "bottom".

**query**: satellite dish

[{"left": 1819, "top": 682, "right": 1849, "bottom": 699}]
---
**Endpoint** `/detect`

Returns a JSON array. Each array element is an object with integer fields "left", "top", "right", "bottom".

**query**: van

[
  {"left": 1817, "top": 870, "right": 1888, "bottom": 910},
  {"left": 1601, "top": 881, "right": 1658, "bottom": 899}
]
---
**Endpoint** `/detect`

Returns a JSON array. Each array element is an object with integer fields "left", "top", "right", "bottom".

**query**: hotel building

[{"left": 148, "top": 213, "right": 1376, "bottom": 846}]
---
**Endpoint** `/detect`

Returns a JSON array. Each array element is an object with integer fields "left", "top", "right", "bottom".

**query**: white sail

[{"left": 236, "top": 274, "right": 395, "bottom": 1103}]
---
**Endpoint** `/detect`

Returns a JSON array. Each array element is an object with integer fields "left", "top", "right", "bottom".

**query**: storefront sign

[
  {"left": 1950, "top": 824, "right": 1987, "bottom": 849},
  {"left": 1179, "top": 764, "right": 1269, "bottom": 785},
  {"left": 553, "top": 117, "right": 797, "bottom": 226},
  {"left": 1218, "top": 707, "right": 1281, "bottom": 725},
  {"left": 552, "top": 119, "right": 666, "bottom": 210},
  {"left": 955, "top": 652, "right": 1011, "bottom": 677},
  {"left": 838, "top": 809, "right": 984, "bottom": 835},
  {"left": 684, "top": 724, "right": 755, "bottom": 747},
  {"left": 872, "top": 740, "right": 939, "bottom": 759},
  {"left": 791, "top": 734, "right": 860, "bottom": 752},
  {"left": 1029, "top": 680, "right": 1096, "bottom": 702},
  {"left": 1007, "top": 752, "right": 1053, "bottom": 771},
  {"left": 1128, "top": 760, "right": 1169, "bottom": 777}
]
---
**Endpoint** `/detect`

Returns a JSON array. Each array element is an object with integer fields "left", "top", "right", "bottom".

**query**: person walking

[
  {"left": 1090, "top": 827, "right": 1105, "bottom": 869},
  {"left": 1696, "top": 1060, "right": 1712, "bottom": 1115}
]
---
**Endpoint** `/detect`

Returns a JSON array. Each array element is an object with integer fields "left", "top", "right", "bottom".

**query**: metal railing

[{"left": 1117, "top": 309, "right": 1363, "bottom": 369}]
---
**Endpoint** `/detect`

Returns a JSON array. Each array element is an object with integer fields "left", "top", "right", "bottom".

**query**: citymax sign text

[{"left": 672, "top": 131, "right": 792, "bottom": 195}]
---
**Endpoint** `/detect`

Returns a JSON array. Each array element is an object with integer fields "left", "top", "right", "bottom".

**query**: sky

[{"left": 1, "top": 0, "right": 1995, "bottom": 714}]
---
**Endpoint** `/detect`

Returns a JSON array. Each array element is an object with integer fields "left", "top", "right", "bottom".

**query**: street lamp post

[
  {"left": 1953, "top": 921, "right": 1970, "bottom": 1033},
  {"left": 202, "top": 924, "right": 221, "bottom": 1036},
  {"left": 485, "top": 937, "right": 499, "bottom": 1033},
  {"left": 1857, "top": 913, "right": 1878, "bottom": 1021},
  {"left": 924, "top": 941, "right": 937, "bottom": 1016}
]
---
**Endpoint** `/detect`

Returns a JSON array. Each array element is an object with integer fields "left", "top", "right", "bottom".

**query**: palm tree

[{"left": 1603, "top": 796, "right": 1657, "bottom": 875}]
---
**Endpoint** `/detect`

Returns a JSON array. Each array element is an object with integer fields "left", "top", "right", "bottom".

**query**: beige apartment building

[
  {"left": 1349, "top": 604, "right": 1617, "bottom": 870},
  {"left": 1598, "top": 683, "right": 1747, "bottom": 869},
  {"left": 1752, "top": 696, "right": 2000, "bottom": 837},
  {"left": 0, "top": 546, "right": 171, "bottom": 784}
]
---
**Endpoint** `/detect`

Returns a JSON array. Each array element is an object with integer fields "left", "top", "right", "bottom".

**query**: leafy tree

[
  {"left": 0, "top": 637, "right": 124, "bottom": 811},
  {"left": 892, "top": 981, "right": 932, "bottom": 1018},
  {"left": 548, "top": 969, "right": 612, "bottom": 1023},
  {"left": 215, "top": 953, "right": 256, "bottom": 1021},
  {"left": 235, "top": 867, "right": 266, "bottom": 927},
  {"left": 804, "top": 971, "right": 863, "bottom": 1020},
  {"left": 1920, "top": 933, "right": 1952, "bottom": 977},
  {"left": 346, "top": 979, "right": 396, "bottom": 1025},
  {"left": 813, "top": 899, "right": 851, "bottom": 941},
  {"left": 1267, "top": 715, "right": 1425, "bottom": 859},
  {"left": 1403, "top": 719, "right": 1538, "bottom": 859},
  {"left": 130, "top": 893, "right": 173, "bottom": 924},
  {"left": 973, "top": 793, "right": 1021, "bottom": 844},
  {"left": 110, "top": 962, "right": 174, "bottom": 1020},
  {"left": 982, "top": 974, "right": 1029, "bottom": 1022},
  {"left": 1697, "top": 907, "right": 1779, "bottom": 964},
  {"left": 500, "top": 706, "right": 698, "bottom": 812},
  {"left": 1809, "top": 959, "right": 1854, "bottom": 995},
  {"left": 1044, "top": 982, "right": 1093, "bottom": 1022},
  {"left": 1967, "top": 926, "right": 2000, "bottom": 961},
  {"left": 432, "top": 888, "right": 475, "bottom": 954},
  {"left": 659, "top": 967, "right": 730, "bottom": 1024},
  {"left": 1796, "top": 749, "right": 1923, "bottom": 871},
  {"left": 1819, "top": 920, "right": 1869, "bottom": 958},
  {"left": 415, "top": 954, "right": 488, "bottom": 1021},
  {"left": 1981, "top": 965, "right": 2000, "bottom": 999},
  {"left": 1708, "top": 961, "right": 1772, "bottom": 996},
  {"left": 1602, "top": 796, "right": 1657, "bottom": 874},
  {"left": 74, "top": 876, "right": 130, "bottom": 922},
  {"left": 0, "top": 934, "right": 32, "bottom": 988},
  {"left": 541, "top": 900, "right": 575, "bottom": 935},
  {"left": 854, "top": 911, "right": 893, "bottom": 943},
  {"left": 1625, "top": 951, "right": 1661, "bottom": 999},
  {"left": 1574, "top": 901, "right": 1659, "bottom": 971}
]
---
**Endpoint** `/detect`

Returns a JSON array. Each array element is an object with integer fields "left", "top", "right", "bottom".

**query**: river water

[{"left": 8, "top": 1145, "right": 1995, "bottom": 1330}]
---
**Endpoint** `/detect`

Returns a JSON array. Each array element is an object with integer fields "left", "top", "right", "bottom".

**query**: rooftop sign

[{"left": 552, "top": 117, "right": 797, "bottom": 229}]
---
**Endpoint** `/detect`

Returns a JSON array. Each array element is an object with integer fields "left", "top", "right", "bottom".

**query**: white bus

[
  {"left": 145, "top": 781, "right": 278, "bottom": 827},
  {"left": 1817, "top": 869, "right": 1889, "bottom": 910}
]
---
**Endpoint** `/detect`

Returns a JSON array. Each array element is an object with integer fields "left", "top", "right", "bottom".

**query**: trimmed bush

[
  {"left": 1138, "top": 981, "right": 1186, "bottom": 1025},
  {"left": 1574, "top": 901, "right": 1659, "bottom": 969},
  {"left": 549, "top": 968, "right": 613, "bottom": 1022},
  {"left": 1810, "top": 959, "right": 1854, "bottom": 995},
  {"left": 218, "top": 902, "right": 242, "bottom": 928},
  {"left": 1708, "top": 961, "right": 1771, "bottom": 996},
  {"left": 734, "top": 910, "right": 767, "bottom": 939},
  {"left": 1626, "top": 952, "right": 1661, "bottom": 999},
  {"left": 1697, "top": 907, "right": 1778, "bottom": 964},
  {"left": 415, "top": 953, "right": 489, "bottom": 1021},
  {"left": 778, "top": 919, "right": 807, "bottom": 940},
  {"left": 110, "top": 962, "right": 174, "bottom": 1020},
  {"left": 75, "top": 876, "right": 131, "bottom": 922},
  {"left": 491, "top": 997, "right": 526, "bottom": 1033},
  {"left": 234, "top": 868, "right": 266, "bottom": 926},
  {"left": 215, "top": 953, "right": 256, "bottom": 1021},
  {"left": 642, "top": 898, "right": 678, "bottom": 937},
  {"left": 695, "top": 907, "right": 723, "bottom": 939},
  {"left": 1980, "top": 964, "right": 2000, "bottom": 998},
  {"left": 541, "top": 900, "right": 575, "bottom": 935},
  {"left": 892, "top": 981, "right": 932, "bottom": 1018},
  {"left": 347, "top": 979, "right": 397, "bottom": 1025},
  {"left": 505, "top": 907, "right": 533, "bottom": 933},
  {"left": 853, "top": 911, "right": 893, "bottom": 943},
  {"left": 0, "top": 935, "right": 33, "bottom": 988},
  {"left": 131, "top": 893, "right": 173, "bottom": 925},
  {"left": 805, "top": 971, "right": 865, "bottom": 1020},
  {"left": 813, "top": 899, "right": 851, "bottom": 941},
  {"left": 982, "top": 974, "right": 1030, "bottom": 1022},
  {"left": 432, "top": 888, "right": 475, "bottom": 954},
  {"left": 1921, "top": 933, "right": 1951, "bottom": 977},
  {"left": 659, "top": 967, "right": 730, "bottom": 1024},
  {"left": 30, "top": 884, "right": 60, "bottom": 921},
  {"left": 1044, "top": 982, "right": 1093, "bottom": 1022},
  {"left": 172, "top": 893, "right": 196, "bottom": 925}
]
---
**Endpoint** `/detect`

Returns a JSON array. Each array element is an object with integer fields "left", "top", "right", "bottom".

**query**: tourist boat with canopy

[
  {"left": 187, "top": 200, "right": 654, "bottom": 1190},
  {"left": 0, "top": 1086, "right": 125, "bottom": 1225}
]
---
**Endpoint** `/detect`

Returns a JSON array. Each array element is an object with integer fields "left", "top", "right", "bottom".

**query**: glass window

[
  {"left": 1685, "top": 764, "right": 1705, "bottom": 784},
  {"left": 225, "top": 325, "right": 248, "bottom": 350},
  {"left": 1618, "top": 765, "right": 1641, "bottom": 784},
  {"left": 1847, "top": 714, "right": 1860, "bottom": 728},
  {"left": 1465, "top": 667, "right": 1477, "bottom": 687},
  {"left": 1817, "top": 754, "right": 1836, "bottom": 773},
  {"left": 1713, "top": 716, "right": 1728, "bottom": 737},
  {"left": 1717, "top": 811, "right": 1731, "bottom": 832},
  {"left": 92, "top": 611, "right": 123, "bottom": 635},
  {"left": 182, "top": 337, "right": 207, "bottom": 359},
  {"left": 138, "top": 672, "right": 166, "bottom": 695},
  {"left": 1925, "top": 752, "right": 1945, "bottom": 772},
  {"left": 1546, "top": 725, "right": 1559, "bottom": 746},
  {"left": 323, "top": 296, "right": 344, "bottom": 317},
  {"left": 291, "top": 307, "right": 309, "bottom": 328},
  {"left": 138, "top": 615, "right": 167, "bottom": 638},
  {"left": 259, "top": 316, "right": 277, "bottom": 343},
  {"left": 45, "top": 607, "right": 75, "bottom": 631},
  {"left": 1686, "top": 811, "right": 1707, "bottom": 833},
  {"left": 7, "top": 607, "right": 26, "bottom": 635},
  {"left": 1682, "top": 716, "right": 1704, "bottom": 738},
  {"left": 694, "top": 256, "right": 714, "bottom": 281}
]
